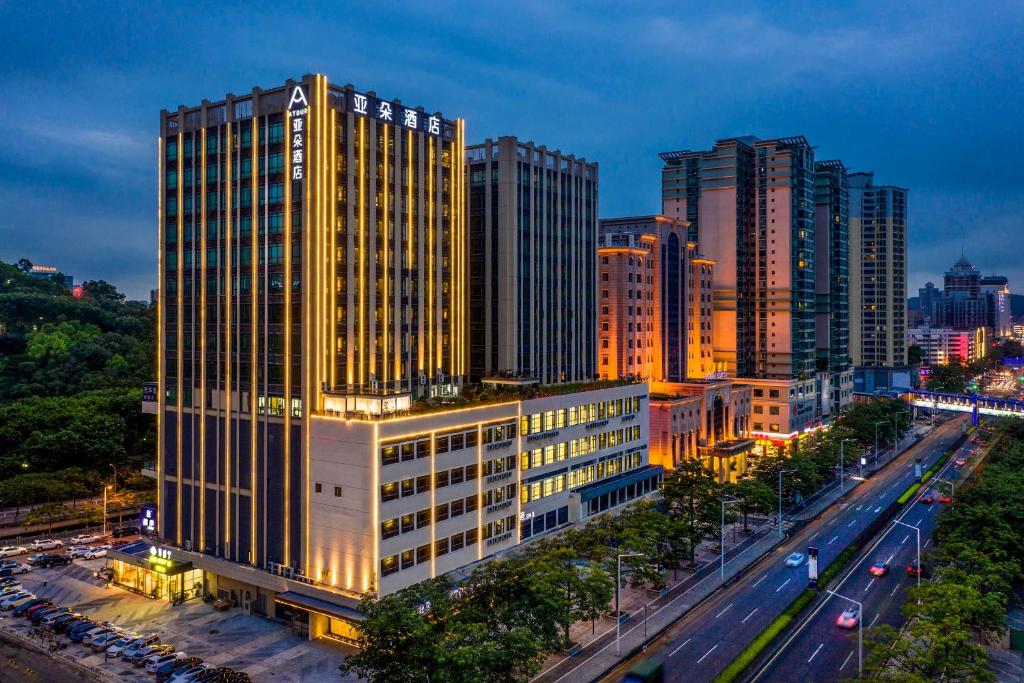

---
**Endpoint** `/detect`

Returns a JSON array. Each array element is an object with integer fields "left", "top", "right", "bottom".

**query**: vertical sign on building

[{"left": 288, "top": 85, "right": 308, "bottom": 187}]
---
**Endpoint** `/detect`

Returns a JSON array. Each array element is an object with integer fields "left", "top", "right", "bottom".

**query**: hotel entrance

[{"left": 107, "top": 541, "right": 204, "bottom": 603}]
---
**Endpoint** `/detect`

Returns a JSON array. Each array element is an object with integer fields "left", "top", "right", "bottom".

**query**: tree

[
  {"left": 660, "top": 459, "right": 726, "bottom": 564},
  {"left": 727, "top": 478, "right": 774, "bottom": 531},
  {"left": 25, "top": 502, "right": 70, "bottom": 534},
  {"left": 15, "top": 258, "right": 32, "bottom": 273},
  {"left": 864, "top": 619, "right": 995, "bottom": 682},
  {"left": 908, "top": 343, "right": 925, "bottom": 364}
]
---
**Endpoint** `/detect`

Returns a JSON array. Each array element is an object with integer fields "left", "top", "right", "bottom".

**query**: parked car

[
  {"left": 169, "top": 663, "right": 214, "bottom": 682},
  {"left": 0, "top": 561, "right": 32, "bottom": 574},
  {"left": 132, "top": 643, "right": 173, "bottom": 666},
  {"left": 0, "top": 546, "right": 27, "bottom": 558},
  {"left": 66, "top": 546, "right": 92, "bottom": 559},
  {"left": 1, "top": 592, "right": 34, "bottom": 609},
  {"left": 0, "top": 577, "right": 20, "bottom": 588},
  {"left": 54, "top": 615, "right": 87, "bottom": 633},
  {"left": 147, "top": 652, "right": 187, "bottom": 674},
  {"left": 0, "top": 587, "right": 23, "bottom": 600},
  {"left": 22, "top": 602, "right": 54, "bottom": 619},
  {"left": 13, "top": 598, "right": 50, "bottom": 617},
  {"left": 121, "top": 633, "right": 160, "bottom": 659},
  {"left": 112, "top": 525, "right": 139, "bottom": 538},
  {"left": 27, "top": 554, "right": 70, "bottom": 568},
  {"left": 28, "top": 539, "right": 63, "bottom": 551},
  {"left": 91, "top": 630, "right": 128, "bottom": 652},
  {"left": 836, "top": 606, "right": 860, "bottom": 629},
  {"left": 31, "top": 606, "right": 68, "bottom": 624},
  {"left": 83, "top": 545, "right": 110, "bottom": 559},
  {"left": 106, "top": 635, "right": 143, "bottom": 658},
  {"left": 71, "top": 624, "right": 109, "bottom": 643},
  {"left": 40, "top": 608, "right": 74, "bottom": 626},
  {"left": 45, "top": 612, "right": 80, "bottom": 630},
  {"left": 82, "top": 626, "right": 116, "bottom": 646},
  {"left": 157, "top": 657, "right": 202, "bottom": 682},
  {"left": 784, "top": 552, "right": 807, "bottom": 567},
  {"left": 69, "top": 533, "right": 101, "bottom": 545}
]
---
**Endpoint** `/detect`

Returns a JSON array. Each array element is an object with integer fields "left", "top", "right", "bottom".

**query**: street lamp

[
  {"left": 777, "top": 469, "right": 797, "bottom": 538},
  {"left": 895, "top": 520, "right": 921, "bottom": 589},
  {"left": 721, "top": 498, "right": 741, "bottom": 579},
  {"left": 616, "top": 552, "right": 644, "bottom": 655},
  {"left": 839, "top": 438, "right": 856, "bottom": 492},
  {"left": 827, "top": 589, "right": 863, "bottom": 678},
  {"left": 109, "top": 463, "right": 117, "bottom": 487},
  {"left": 102, "top": 484, "right": 112, "bottom": 536}
]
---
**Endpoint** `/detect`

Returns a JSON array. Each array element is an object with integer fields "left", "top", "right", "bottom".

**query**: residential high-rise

[
  {"left": 918, "top": 282, "right": 941, "bottom": 323},
  {"left": 814, "top": 160, "right": 853, "bottom": 412},
  {"left": 981, "top": 275, "right": 1011, "bottom": 338},
  {"left": 466, "top": 137, "right": 598, "bottom": 385},
  {"left": 661, "top": 137, "right": 820, "bottom": 449},
  {"left": 848, "top": 172, "right": 908, "bottom": 367}
]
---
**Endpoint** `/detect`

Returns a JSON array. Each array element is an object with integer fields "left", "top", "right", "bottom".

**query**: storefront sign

[
  {"left": 349, "top": 91, "right": 443, "bottom": 136},
  {"left": 288, "top": 86, "right": 307, "bottom": 184},
  {"left": 140, "top": 504, "right": 157, "bottom": 535}
]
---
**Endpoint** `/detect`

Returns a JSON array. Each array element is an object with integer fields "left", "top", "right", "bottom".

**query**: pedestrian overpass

[{"left": 906, "top": 389, "right": 1024, "bottom": 425}]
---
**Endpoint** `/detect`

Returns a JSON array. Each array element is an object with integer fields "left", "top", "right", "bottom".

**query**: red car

[
  {"left": 938, "top": 494, "right": 952, "bottom": 504},
  {"left": 918, "top": 492, "right": 934, "bottom": 504},
  {"left": 907, "top": 560, "right": 926, "bottom": 577},
  {"left": 869, "top": 561, "right": 890, "bottom": 576},
  {"left": 954, "top": 458, "right": 967, "bottom": 468}
]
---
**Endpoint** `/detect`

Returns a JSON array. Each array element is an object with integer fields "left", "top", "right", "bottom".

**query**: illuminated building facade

[
  {"left": 848, "top": 172, "right": 908, "bottom": 367},
  {"left": 466, "top": 137, "right": 598, "bottom": 385},
  {"left": 157, "top": 73, "right": 466, "bottom": 588},
  {"left": 907, "top": 325, "right": 986, "bottom": 366},
  {"left": 660, "top": 136, "right": 821, "bottom": 450}
]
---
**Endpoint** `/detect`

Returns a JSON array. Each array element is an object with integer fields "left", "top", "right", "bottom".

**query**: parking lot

[{"left": 0, "top": 541, "right": 360, "bottom": 682}]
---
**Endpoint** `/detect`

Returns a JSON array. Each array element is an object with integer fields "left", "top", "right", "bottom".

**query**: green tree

[
  {"left": 727, "top": 478, "right": 775, "bottom": 531},
  {"left": 660, "top": 459, "right": 725, "bottom": 564}
]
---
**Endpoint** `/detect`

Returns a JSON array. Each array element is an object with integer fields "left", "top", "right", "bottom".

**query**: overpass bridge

[{"left": 906, "top": 389, "right": 1024, "bottom": 425}]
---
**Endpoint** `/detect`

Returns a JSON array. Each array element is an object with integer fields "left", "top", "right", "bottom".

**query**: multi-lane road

[
  {"left": 603, "top": 415, "right": 968, "bottom": 682},
  {"left": 751, "top": 422, "right": 980, "bottom": 681}
]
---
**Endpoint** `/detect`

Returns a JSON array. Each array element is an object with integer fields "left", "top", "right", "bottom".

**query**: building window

[
  {"left": 315, "top": 482, "right": 322, "bottom": 493},
  {"left": 334, "top": 486, "right": 342, "bottom": 497},
  {"left": 416, "top": 545, "right": 431, "bottom": 565}
]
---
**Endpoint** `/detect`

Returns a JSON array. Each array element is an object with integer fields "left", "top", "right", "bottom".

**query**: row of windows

[
  {"left": 520, "top": 425, "right": 642, "bottom": 471},
  {"left": 380, "top": 526, "right": 480, "bottom": 577},
  {"left": 380, "top": 494, "right": 482, "bottom": 540},
  {"left": 380, "top": 426, "right": 485, "bottom": 466},
  {"left": 519, "top": 396, "right": 641, "bottom": 436},
  {"left": 520, "top": 452, "right": 645, "bottom": 504}
]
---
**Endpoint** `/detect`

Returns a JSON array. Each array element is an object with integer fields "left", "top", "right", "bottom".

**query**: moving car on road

[
  {"left": 28, "top": 539, "right": 63, "bottom": 551},
  {"left": 954, "top": 457, "right": 967, "bottom": 467},
  {"left": 869, "top": 561, "right": 890, "bottom": 576},
  {"left": 836, "top": 606, "right": 860, "bottom": 629},
  {"left": 0, "top": 546, "right": 27, "bottom": 558},
  {"left": 918, "top": 492, "right": 934, "bottom": 504},
  {"left": 907, "top": 559, "right": 927, "bottom": 577},
  {"left": 784, "top": 552, "right": 807, "bottom": 567}
]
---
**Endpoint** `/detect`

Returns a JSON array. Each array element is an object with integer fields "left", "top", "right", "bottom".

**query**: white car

[
  {"left": 29, "top": 539, "right": 62, "bottom": 551},
  {"left": 69, "top": 534, "right": 101, "bottom": 545},
  {"left": 784, "top": 552, "right": 807, "bottom": 567},
  {"left": 83, "top": 545, "right": 110, "bottom": 559},
  {"left": 105, "top": 635, "right": 141, "bottom": 658},
  {"left": 66, "top": 546, "right": 91, "bottom": 559},
  {"left": 1, "top": 593, "right": 34, "bottom": 609},
  {"left": 0, "top": 546, "right": 27, "bottom": 558},
  {"left": 0, "top": 562, "right": 32, "bottom": 575},
  {"left": 146, "top": 652, "right": 186, "bottom": 674},
  {"left": 170, "top": 663, "right": 213, "bottom": 682}
]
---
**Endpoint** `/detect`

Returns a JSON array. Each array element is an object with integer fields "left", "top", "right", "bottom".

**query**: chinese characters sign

[
  {"left": 349, "top": 90, "right": 444, "bottom": 136},
  {"left": 288, "top": 86, "right": 308, "bottom": 183}
]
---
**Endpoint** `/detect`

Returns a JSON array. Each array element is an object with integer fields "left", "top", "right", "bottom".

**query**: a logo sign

[
  {"left": 140, "top": 504, "right": 157, "bottom": 534},
  {"left": 149, "top": 546, "right": 172, "bottom": 561},
  {"left": 287, "top": 86, "right": 308, "bottom": 111},
  {"left": 705, "top": 371, "right": 728, "bottom": 381}
]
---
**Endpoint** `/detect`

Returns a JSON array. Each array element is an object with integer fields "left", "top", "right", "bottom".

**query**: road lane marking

[
  {"left": 752, "top": 574, "right": 767, "bottom": 588},
  {"left": 828, "top": 517, "right": 837, "bottom": 525},
  {"left": 923, "top": 539, "right": 932, "bottom": 548},
  {"left": 808, "top": 643, "right": 824, "bottom": 663},
  {"left": 901, "top": 534, "right": 909, "bottom": 544},
  {"left": 890, "top": 585, "right": 900, "bottom": 597},
  {"left": 741, "top": 607, "right": 759, "bottom": 624},
  {"left": 875, "top": 506, "right": 882, "bottom": 513},
  {"left": 869, "top": 613, "right": 880, "bottom": 628},
  {"left": 696, "top": 644, "right": 718, "bottom": 664},
  {"left": 864, "top": 578, "right": 875, "bottom": 593},
  {"left": 928, "top": 505, "right": 934, "bottom": 512},
  {"left": 809, "top": 532, "right": 819, "bottom": 541},
  {"left": 715, "top": 603, "right": 733, "bottom": 619},
  {"left": 668, "top": 637, "right": 691, "bottom": 658},
  {"left": 886, "top": 553, "right": 894, "bottom": 564},
  {"left": 840, "top": 650, "right": 854, "bottom": 671},
  {"left": 776, "top": 578, "right": 791, "bottom": 592},
  {"left": 828, "top": 536, "right": 839, "bottom": 545},
  {"left": 848, "top": 520, "right": 856, "bottom": 527},
  {"left": 915, "top": 518, "right": 922, "bottom": 527},
  {"left": 856, "top": 504, "right": 863, "bottom": 511}
]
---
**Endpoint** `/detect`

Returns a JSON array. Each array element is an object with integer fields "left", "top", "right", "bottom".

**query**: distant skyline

[{"left": 1, "top": 1, "right": 1022, "bottom": 299}]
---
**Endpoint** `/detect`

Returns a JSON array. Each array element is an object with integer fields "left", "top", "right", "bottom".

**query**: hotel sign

[
  {"left": 349, "top": 90, "right": 445, "bottom": 137},
  {"left": 288, "top": 86, "right": 308, "bottom": 183}
]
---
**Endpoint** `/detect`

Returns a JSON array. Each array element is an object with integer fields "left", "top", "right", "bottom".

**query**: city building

[
  {"left": 148, "top": 75, "right": 656, "bottom": 643},
  {"left": 466, "top": 137, "right": 598, "bottom": 385},
  {"left": 28, "top": 264, "right": 79, "bottom": 295},
  {"left": 907, "top": 324, "right": 986, "bottom": 366},
  {"left": 981, "top": 275, "right": 1011, "bottom": 338},
  {"left": 813, "top": 160, "right": 853, "bottom": 414},
  {"left": 918, "top": 281, "right": 941, "bottom": 324},
  {"left": 597, "top": 215, "right": 753, "bottom": 481},
  {"left": 660, "top": 136, "right": 823, "bottom": 453},
  {"left": 848, "top": 172, "right": 908, "bottom": 368}
]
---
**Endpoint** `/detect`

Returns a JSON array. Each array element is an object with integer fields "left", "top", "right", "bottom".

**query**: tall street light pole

[
  {"left": 778, "top": 469, "right": 796, "bottom": 538},
  {"left": 616, "top": 552, "right": 644, "bottom": 655},
  {"left": 895, "top": 520, "right": 921, "bottom": 589},
  {"left": 828, "top": 590, "right": 863, "bottom": 678},
  {"left": 721, "top": 498, "right": 741, "bottom": 579},
  {"left": 840, "top": 438, "right": 855, "bottom": 491},
  {"left": 102, "top": 484, "right": 112, "bottom": 537}
]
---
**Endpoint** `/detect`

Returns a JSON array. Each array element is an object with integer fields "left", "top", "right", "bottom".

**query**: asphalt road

[
  {"left": 752, "top": 424, "right": 980, "bottom": 681},
  {"left": 603, "top": 415, "right": 968, "bottom": 682}
]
